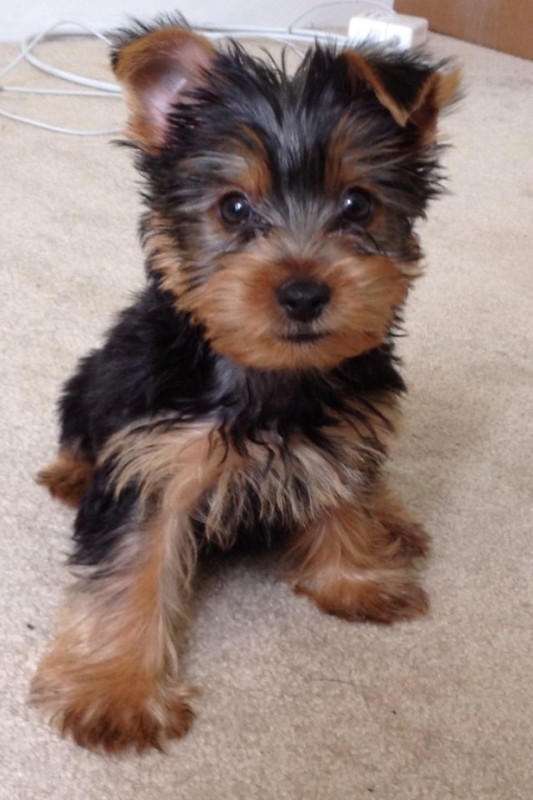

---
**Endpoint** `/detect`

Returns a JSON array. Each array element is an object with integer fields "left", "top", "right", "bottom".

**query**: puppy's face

[{"left": 113, "top": 21, "right": 459, "bottom": 370}]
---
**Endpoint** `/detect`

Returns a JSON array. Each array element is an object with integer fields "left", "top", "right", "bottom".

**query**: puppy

[{"left": 32, "top": 16, "right": 459, "bottom": 752}]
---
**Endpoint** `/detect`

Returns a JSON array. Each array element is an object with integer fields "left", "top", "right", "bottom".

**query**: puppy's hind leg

[{"left": 37, "top": 446, "right": 95, "bottom": 508}]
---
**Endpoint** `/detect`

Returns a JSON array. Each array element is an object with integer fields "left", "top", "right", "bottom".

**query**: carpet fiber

[{"left": 0, "top": 31, "right": 531, "bottom": 800}]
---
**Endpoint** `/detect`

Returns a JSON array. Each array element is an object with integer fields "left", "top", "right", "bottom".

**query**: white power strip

[{"left": 348, "top": 11, "right": 428, "bottom": 49}]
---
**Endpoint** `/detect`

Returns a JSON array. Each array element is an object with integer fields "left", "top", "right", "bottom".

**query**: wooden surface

[{"left": 396, "top": 0, "right": 533, "bottom": 60}]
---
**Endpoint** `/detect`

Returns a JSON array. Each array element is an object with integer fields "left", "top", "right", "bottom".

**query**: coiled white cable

[
  {"left": 0, "top": 20, "right": 121, "bottom": 135},
  {"left": 0, "top": 3, "right": 390, "bottom": 136}
]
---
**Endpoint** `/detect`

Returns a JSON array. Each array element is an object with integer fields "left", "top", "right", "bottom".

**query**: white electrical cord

[
  {"left": 0, "top": 3, "right": 391, "bottom": 137},
  {"left": 288, "top": 0, "right": 392, "bottom": 33},
  {"left": 0, "top": 21, "right": 122, "bottom": 135}
]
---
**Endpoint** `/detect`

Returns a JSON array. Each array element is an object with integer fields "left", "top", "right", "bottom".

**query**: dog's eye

[
  {"left": 219, "top": 192, "right": 253, "bottom": 227},
  {"left": 341, "top": 187, "right": 374, "bottom": 225}
]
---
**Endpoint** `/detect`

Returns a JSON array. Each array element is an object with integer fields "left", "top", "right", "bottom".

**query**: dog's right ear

[{"left": 111, "top": 21, "right": 216, "bottom": 153}]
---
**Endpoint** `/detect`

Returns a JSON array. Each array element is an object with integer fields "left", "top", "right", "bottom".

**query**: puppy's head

[{"left": 112, "top": 17, "right": 459, "bottom": 370}]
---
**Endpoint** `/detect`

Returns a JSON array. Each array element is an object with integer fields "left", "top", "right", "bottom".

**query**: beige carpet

[{"left": 1, "top": 30, "right": 531, "bottom": 800}]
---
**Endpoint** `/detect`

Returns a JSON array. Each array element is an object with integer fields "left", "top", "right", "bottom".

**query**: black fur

[
  {"left": 136, "top": 42, "right": 444, "bottom": 268},
  {"left": 53, "top": 25, "right": 451, "bottom": 568},
  {"left": 65, "top": 284, "right": 404, "bottom": 566},
  {"left": 60, "top": 283, "right": 404, "bottom": 460}
]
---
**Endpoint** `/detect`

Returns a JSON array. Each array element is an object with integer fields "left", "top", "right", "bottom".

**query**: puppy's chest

[{"left": 193, "top": 429, "right": 377, "bottom": 544}]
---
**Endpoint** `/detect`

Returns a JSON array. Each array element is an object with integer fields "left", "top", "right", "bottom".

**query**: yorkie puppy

[{"left": 31, "top": 16, "right": 459, "bottom": 753}]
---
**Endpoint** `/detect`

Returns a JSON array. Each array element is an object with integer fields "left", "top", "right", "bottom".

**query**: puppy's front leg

[
  {"left": 31, "top": 422, "right": 223, "bottom": 753},
  {"left": 286, "top": 489, "right": 429, "bottom": 624}
]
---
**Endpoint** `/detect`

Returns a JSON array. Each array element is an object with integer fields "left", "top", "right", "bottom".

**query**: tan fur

[
  {"left": 30, "top": 422, "right": 227, "bottom": 753},
  {"left": 285, "top": 492, "right": 429, "bottom": 623},
  {"left": 344, "top": 51, "right": 413, "bottom": 127},
  {"left": 342, "top": 51, "right": 461, "bottom": 135},
  {"left": 30, "top": 505, "right": 198, "bottom": 752},
  {"left": 218, "top": 125, "right": 272, "bottom": 200},
  {"left": 323, "top": 132, "right": 384, "bottom": 235},
  {"left": 136, "top": 104, "right": 425, "bottom": 372},
  {"left": 32, "top": 395, "right": 419, "bottom": 750},
  {"left": 103, "top": 396, "right": 401, "bottom": 547},
  {"left": 373, "top": 484, "right": 430, "bottom": 559},
  {"left": 147, "top": 223, "right": 414, "bottom": 370},
  {"left": 30, "top": 29, "right": 454, "bottom": 754},
  {"left": 37, "top": 447, "right": 95, "bottom": 508},
  {"left": 194, "top": 253, "right": 410, "bottom": 369},
  {"left": 142, "top": 213, "right": 188, "bottom": 297},
  {"left": 113, "top": 27, "right": 215, "bottom": 152},
  {"left": 325, "top": 117, "right": 425, "bottom": 263}
]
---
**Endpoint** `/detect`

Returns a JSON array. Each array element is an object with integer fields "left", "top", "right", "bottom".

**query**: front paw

[
  {"left": 30, "top": 660, "right": 195, "bottom": 753},
  {"left": 294, "top": 570, "right": 429, "bottom": 624}
]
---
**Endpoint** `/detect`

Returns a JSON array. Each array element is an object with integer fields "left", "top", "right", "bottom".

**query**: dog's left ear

[{"left": 341, "top": 50, "right": 460, "bottom": 139}]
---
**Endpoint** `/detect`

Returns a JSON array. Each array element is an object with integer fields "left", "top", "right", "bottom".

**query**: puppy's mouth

[{"left": 279, "top": 331, "right": 329, "bottom": 344}]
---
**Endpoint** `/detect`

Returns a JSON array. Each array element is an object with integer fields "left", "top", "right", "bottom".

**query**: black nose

[{"left": 276, "top": 279, "right": 331, "bottom": 323}]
